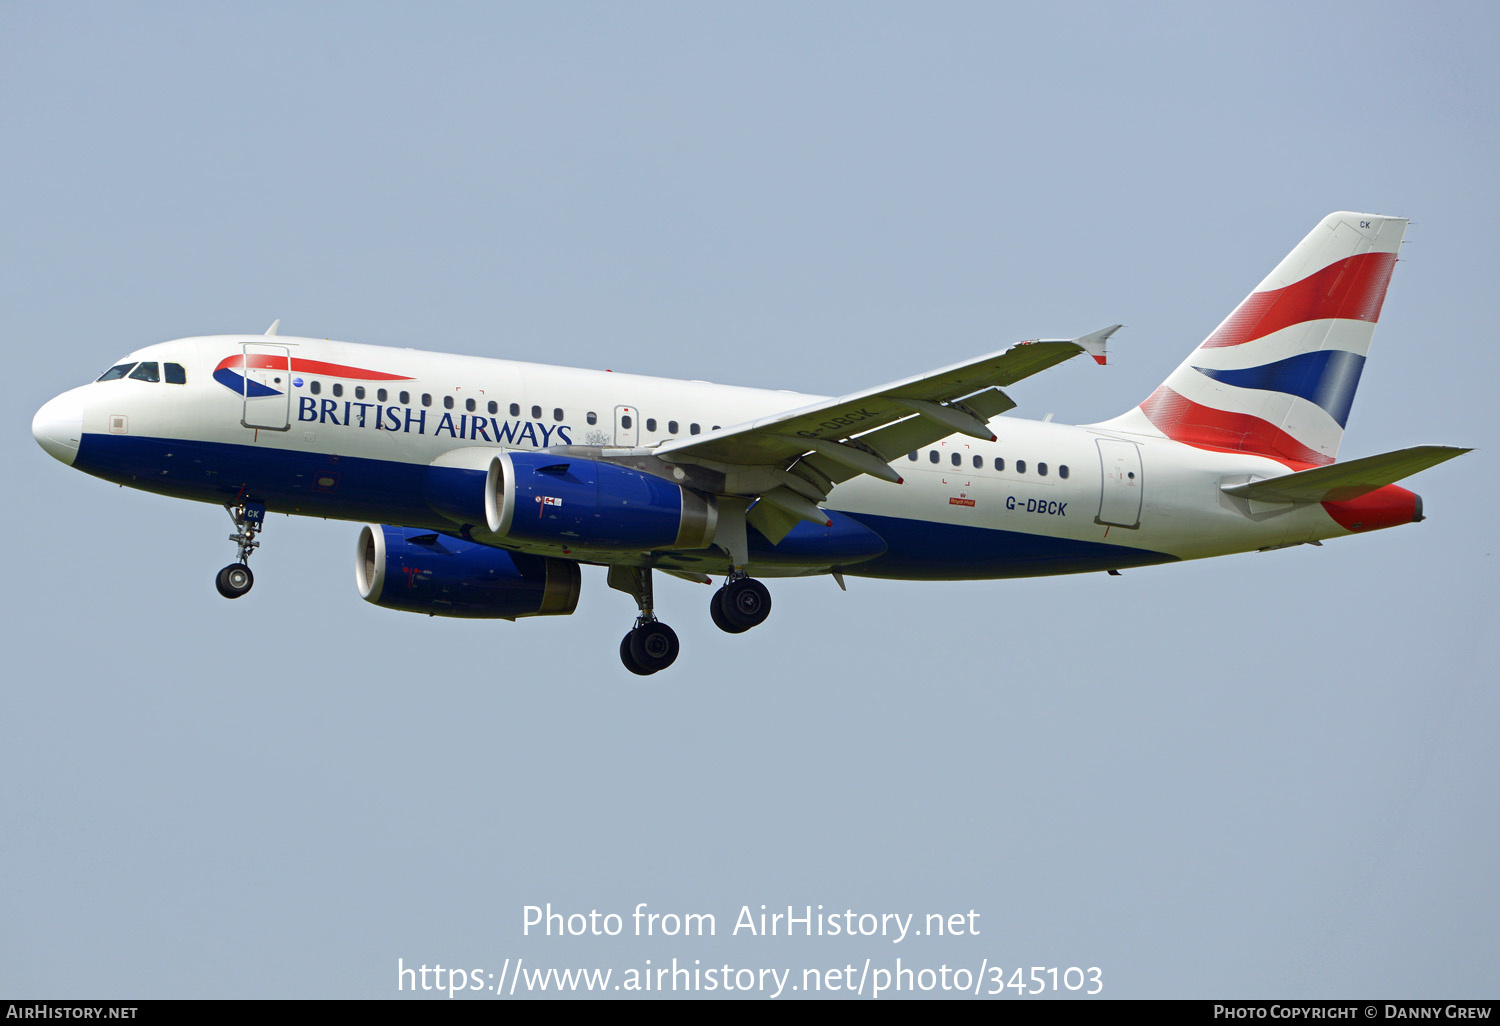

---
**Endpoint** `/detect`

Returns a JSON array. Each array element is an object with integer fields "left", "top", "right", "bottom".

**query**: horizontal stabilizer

[{"left": 1221, "top": 445, "right": 1470, "bottom": 504}]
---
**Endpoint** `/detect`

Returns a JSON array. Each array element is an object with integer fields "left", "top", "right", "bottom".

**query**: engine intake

[{"left": 356, "top": 524, "right": 580, "bottom": 619}]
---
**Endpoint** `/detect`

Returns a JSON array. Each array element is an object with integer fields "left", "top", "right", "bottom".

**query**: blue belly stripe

[
  {"left": 835, "top": 511, "right": 1176, "bottom": 580},
  {"left": 73, "top": 433, "right": 1175, "bottom": 579}
]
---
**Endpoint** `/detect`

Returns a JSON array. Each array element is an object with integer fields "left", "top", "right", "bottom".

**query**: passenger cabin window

[
  {"left": 531, "top": 405, "right": 542, "bottom": 420},
  {"left": 165, "top": 363, "right": 187, "bottom": 384},
  {"left": 510, "top": 403, "right": 520, "bottom": 416},
  {"left": 399, "top": 390, "right": 409, "bottom": 404},
  {"left": 97, "top": 363, "right": 136, "bottom": 381},
  {"left": 377, "top": 388, "right": 387, "bottom": 402},
  {"left": 908, "top": 452, "right": 918, "bottom": 461},
  {"left": 929, "top": 451, "right": 939, "bottom": 464},
  {"left": 587, "top": 411, "right": 598, "bottom": 425},
  {"left": 1038, "top": 462, "right": 1048, "bottom": 476},
  {"left": 1016, "top": 460, "right": 1027, "bottom": 474},
  {"left": 332, "top": 383, "right": 343, "bottom": 397},
  {"left": 667, "top": 420, "right": 678, "bottom": 434},
  {"left": 128, "top": 362, "right": 160, "bottom": 382},
  {"left": 647, "top": 418, "right": 658, "bottom": 432},
  {"left": 1059, "top": 465, "right": 1069, "bottom": 479},
  {"left": 310, "top": 381, "right": 322, "bottom": 395},
  {"left": 690, "top": 423, "right": 700, "bottom": 435},
  {"left": 488, "top": 401, "right": 498, "bottom": 414},
  {"left": 553, "top": 408, "right": 563, "bottom": 422},
  {"left": 422, "top": 394, "right": 432, "bottom": 407},
  {"left": 355, "top": 386, "right": 365, "bottom": 400},
  {"left": 621, "top": 414, "right": 633, "bottom": 428},
  {"left": 443, "top": 395, "right": 453, "bottom": 409},
  {"left": 973, "top": 455, "right": 982, "bottom": 469},
  {"left": 465, "top": 398, "right": 475, "bottom": 412},
  {"left": 994, "top": 458, "right": 1004, "bottom": 471}
]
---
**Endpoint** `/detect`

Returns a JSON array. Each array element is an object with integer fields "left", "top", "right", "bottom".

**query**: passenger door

[
  {"left": 241, "top": 343, "right": 291, "bottom": 431},
  {"left": 1095, "top": 438, "right": 1142, "bottom": 528}
]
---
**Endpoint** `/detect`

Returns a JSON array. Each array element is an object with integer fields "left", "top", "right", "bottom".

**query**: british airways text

[{"left": 297, "top": 397, "right": 572, "bottom": 445}]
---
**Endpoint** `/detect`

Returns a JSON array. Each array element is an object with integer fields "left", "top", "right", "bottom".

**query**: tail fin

[{"left": 1103, "top": 212, "right": 1407, "bottom": 466}]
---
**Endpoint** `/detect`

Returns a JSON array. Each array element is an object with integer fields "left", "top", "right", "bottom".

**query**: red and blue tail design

[{"left": 1104, "top": 212, "right": 1406, "bottom": 466}]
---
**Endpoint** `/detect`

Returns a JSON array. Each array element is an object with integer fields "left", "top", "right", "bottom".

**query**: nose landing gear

[{"left": 216, "top": 502, "right": 265, "bottom": 599}]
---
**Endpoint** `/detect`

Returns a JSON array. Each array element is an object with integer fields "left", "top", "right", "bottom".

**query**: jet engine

[
  {"left": 355, "top": 524, "right": 580, "bottom": 619},
  {"left": 484, "top": 452, "right": 717, "bottom": 550}
]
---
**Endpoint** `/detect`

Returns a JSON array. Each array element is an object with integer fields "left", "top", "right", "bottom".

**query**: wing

[{"left": 655, "top": 325, "right": 1121, "bottom": 545}]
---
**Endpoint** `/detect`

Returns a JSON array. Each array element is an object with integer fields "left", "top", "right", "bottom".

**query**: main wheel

[
  {"left": 720, "top": 577, "right": 771, "bottom": 631},
  {"left": 215, "top": 563, "right": 254, "bottom": 599},
  {"left": 620, "top": 632, "right": 653, "bottom": 675},
  {"left": 628, "top": 621, "right": 680, "bottom": 673},
  {"left": 710, "top": 588, "right": 750, "bottom": 634}
]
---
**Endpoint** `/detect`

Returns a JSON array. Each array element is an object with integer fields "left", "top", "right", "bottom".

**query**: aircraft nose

[{"left": 32, "top": 388, "right": 86, "bottom": 466}]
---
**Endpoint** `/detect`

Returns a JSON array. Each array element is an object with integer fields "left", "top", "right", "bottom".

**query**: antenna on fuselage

[{"left": 264, "top": 319, "right": 280, "bottom": 336}]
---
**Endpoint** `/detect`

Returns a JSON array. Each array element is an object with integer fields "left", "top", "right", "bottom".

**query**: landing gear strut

[
  {"left": 710, "top": 574, "right": 772, "bottom": 633},
  {"left": 608, "top": 566, "right": 679, "bottom": 675},
  {"left": 216, "top": 501, "right": 265, "bottom": 599}
]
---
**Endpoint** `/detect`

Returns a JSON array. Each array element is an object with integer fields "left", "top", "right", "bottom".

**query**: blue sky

[{"left": 4, "top": 1, "right": 1496, "bottom": 999}]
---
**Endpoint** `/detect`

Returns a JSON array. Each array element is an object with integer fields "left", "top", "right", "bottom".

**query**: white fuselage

[{"left": 34, "top": 334, "right": 1377, "bottom": 581}]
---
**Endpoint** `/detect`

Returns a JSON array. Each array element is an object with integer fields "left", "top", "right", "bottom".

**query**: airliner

[{"left": 32, "top": 212, "right": 1467, "bottom": 674}]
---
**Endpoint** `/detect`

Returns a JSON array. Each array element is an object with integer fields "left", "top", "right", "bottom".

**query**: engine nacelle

[
  {"left": 355, "top": 525, "right": 580, "bottom": 619},
  {"left": 484, "top": 452, "right": 717, "bottom": 551}
]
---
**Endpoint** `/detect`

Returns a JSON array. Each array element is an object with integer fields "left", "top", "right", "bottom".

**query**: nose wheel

[
  {"left": 215, "top": 562, "right": 254, "bottom": 599},
  {"left": 217, "top": 501, "right": 265, "bottom": 599}
]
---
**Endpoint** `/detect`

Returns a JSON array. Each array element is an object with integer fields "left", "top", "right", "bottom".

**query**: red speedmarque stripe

[
  {"left": 217, "top": 354, "right": 414, "bottom": 381},
  {"left": 1199, "top": 251, "right": 1397, "bottom": 349},
  {"left": 1139, "top": 386, "right": 1333, "bottom": 466}
]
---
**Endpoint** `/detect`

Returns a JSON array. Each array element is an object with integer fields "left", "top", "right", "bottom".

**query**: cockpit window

[
  {"left": 128, "top": 362, "right": 161, "bottom": 382},
  {"left": 165, "top": 363, "right": 187, "bottom": 384},
  {"left": 97, "top": 363, "right": 136, "bottom": 381}
]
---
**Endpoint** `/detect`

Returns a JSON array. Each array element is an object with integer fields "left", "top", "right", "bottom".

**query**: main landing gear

[
  {"left": 216, "top": 502, "right": 265, "bottom": 599},
  {"left": 710, "top": 575, "right": 772, "bottom": 634},
  {"left": 608, "top": 566, "right": 680, "bottom": 676},
  {"left": 608, "top": 566, "right": 774, "bottom": 675}
]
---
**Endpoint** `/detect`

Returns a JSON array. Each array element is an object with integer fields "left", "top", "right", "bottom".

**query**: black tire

[
  {"left": 720, "top": 577, "right": 771, "bottom": 631},
  {"left": 215, "top": 563, "right": 254, "bottom": 599},
  {"left": 710, "top": 588, "right": 750, "bottom": 634},
  {"left": 628, "top": 622, "right": 680, "bottom": 673},
  {"left": 620, "top": 632, "right": 653, "bottom": 675}
]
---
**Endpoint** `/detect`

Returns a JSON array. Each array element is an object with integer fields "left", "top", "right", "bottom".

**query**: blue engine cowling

[
  {"left": 484, "top": 452, "right": 717, "bottom": 550},
  {"left": 356, "top": 525, "right": 580, "bottom": 619}
]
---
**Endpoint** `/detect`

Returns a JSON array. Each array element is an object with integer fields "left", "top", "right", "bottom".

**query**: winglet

[
  {"left": 1074, "top": 323, "right": 1122, "bottom": 366},
  {"left": 264, "top": 319, "right": 281, "bottom": 337}
]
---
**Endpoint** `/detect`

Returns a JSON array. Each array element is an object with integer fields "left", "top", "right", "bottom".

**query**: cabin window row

[
  {"left": 907, "top": 450, "right": 1069, "bottom": 478},
  {"left": 298, "top": 381, "right": 719, "bottom": 437},
  {"left": 616, "top": 415, "right": 718, "bottom": 434},
  {"left": 305, "top": 381, "right": 573, "bottom": 421}
]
